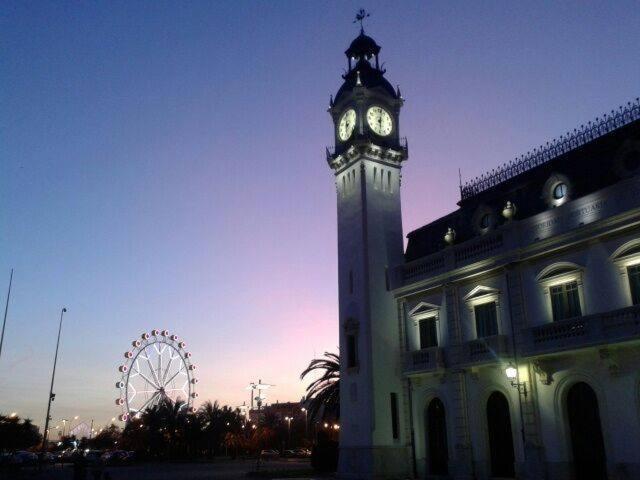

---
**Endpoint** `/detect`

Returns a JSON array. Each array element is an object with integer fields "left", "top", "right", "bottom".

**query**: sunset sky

[{"left": 1, "top": 1, "right": 639, "bottom": 430}]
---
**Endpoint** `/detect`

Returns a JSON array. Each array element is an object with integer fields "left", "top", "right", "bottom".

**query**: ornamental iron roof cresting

[{"left": 460, "top": 97, "right": 640, "bottom": 201}]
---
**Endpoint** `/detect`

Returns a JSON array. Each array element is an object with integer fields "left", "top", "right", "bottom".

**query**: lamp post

[
  {"left": 42, "top": 307, "right": 67, "bottom": 452},
  {"left": 301, "top": 407, "right": 308, "bottom": 440},
  {"left": 0, "top": 269, "right": 13, "bottom": 363},
  {"left": 505, "top": 362, "right": 527, "bottom": 446},
  {"left": 284, "top": 416, "right": 292, "bottom": 447}
]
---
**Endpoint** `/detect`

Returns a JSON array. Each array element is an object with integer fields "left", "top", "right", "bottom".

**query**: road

[{"left": 3, "top": 458, "right": 323, "bottom": 480}]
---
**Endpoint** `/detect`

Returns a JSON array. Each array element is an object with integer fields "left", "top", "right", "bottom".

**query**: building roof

[{"left": 405, "top": 98, "right": 640, "bottom": 262}]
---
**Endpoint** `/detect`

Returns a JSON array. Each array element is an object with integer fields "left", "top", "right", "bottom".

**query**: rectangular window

[
  {"left": 474, "top": 302, "right": 498, "bottom": 338},
  {"left": 347, "top": 334, "right": 358, "bottom": 368},
  {"left": 419, "top": 318, "right": 438, "bottom": 349},
  {"left": 628, "top": 265, "right": 640, "bottom": 305},
  {"left": 550, "top": 281, "right": 582, "bottom": 321},
  {"left": 385, "top": 266, "right": 390, "bottom": 291},
  {"left": 390, "top": 393, "right": 399, "bottom": 440}
]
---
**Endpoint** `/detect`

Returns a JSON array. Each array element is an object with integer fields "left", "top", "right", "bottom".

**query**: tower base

[{"left": 338, "top": 445, "right": 412, "bottom": 479}]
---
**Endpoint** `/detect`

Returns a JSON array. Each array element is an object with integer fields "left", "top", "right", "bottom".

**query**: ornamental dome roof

[{"left": 345, "top": 30, "right": 381, "bottom": 59}]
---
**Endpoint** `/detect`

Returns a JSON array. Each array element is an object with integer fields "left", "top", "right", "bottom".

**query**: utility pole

[
  {"left": 42, "top": 307, "right": 67, "bottom": 451},
  {"left": 0, "top": 269, "right": 14, "bottom": 362}
]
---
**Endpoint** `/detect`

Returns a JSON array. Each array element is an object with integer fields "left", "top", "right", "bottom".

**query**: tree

[
  {"left": 89, "top": 424, "right": 120, "bottom": 450},
  {"left": 300, "top": 352, "right": 340, "bottom": 422},
  {"left": 0, "top": 414, "right": 42, "bottom": 451}
]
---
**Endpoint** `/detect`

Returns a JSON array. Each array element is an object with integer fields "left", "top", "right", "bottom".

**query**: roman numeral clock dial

[
  {"left": 338, "top": 109, "right": 357, "bottom": 141},
  {"left": 366, "top": 106, "right": 393, "bottom": 136}
]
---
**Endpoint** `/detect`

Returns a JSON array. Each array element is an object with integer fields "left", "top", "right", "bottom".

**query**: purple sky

[{"left": 1, "top": 1, "right": 639, "bottom": 430}]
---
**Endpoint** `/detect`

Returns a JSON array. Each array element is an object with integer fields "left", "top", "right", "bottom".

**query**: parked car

[
  {"left": 84, "top": 450, "right": 103, "bottom": 465},
  {"left": 282, "top": 449, "right": 297, "bottom": 458},
  {"left": 11, "top": 451, "right": 38, "bottom": 466},
  {"left": 38, "top": 452, "right": 56, "bottom": 464},
  {"left": 101, "top": 450, "right": 129, "bottom": 465},
  {"left": 294, "top": 448, "right": 311, "bottom": 458},
  {"left": 260, "top": 449, "right": 279, "bottom": 460}
]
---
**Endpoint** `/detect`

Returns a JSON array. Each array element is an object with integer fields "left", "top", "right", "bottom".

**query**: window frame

[
  {"left": 473, "top": 301, "right": 499, "bottom": 338},
  {"left": 463, "top": 286, "right": 502, "bottom": 339},
  {"left": 408, "top": 302, "right": 441, "bottom": 351},
  {"left": 536, "top": 262, "right": 586, "bottom": 323},
  {"left": 610, "top": 239, "right": 640, "bottom": 307}
]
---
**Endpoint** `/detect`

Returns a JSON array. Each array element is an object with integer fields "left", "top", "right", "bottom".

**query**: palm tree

[{"left": 300, "top": 351, "right": 340, "bottom": 422}]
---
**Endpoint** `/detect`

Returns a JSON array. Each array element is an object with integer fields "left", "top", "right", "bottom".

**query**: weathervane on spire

[{"left": 353, "top": 8, "right": 370, "bottom": 33}]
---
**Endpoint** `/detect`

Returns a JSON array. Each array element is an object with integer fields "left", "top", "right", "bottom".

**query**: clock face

[
  {"left": 338, "top": 109, "right": 357, "bottom": 141},
  {"left": 366, "top": 106, "right": 393, "bottom": 136}
]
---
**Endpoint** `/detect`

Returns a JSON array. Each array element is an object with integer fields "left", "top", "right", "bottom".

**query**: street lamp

[
  {"left": 505, "top": 363, "right": 528, "bottom": 398},
  {"left": 301, "top": 408, "right": 308, "bottom": 439},
  {"left": 42, "top": 307, "right": 67, "bottom": 452},
  {"left": 284, "top": 416, "right": 293, "bottom": 447}
]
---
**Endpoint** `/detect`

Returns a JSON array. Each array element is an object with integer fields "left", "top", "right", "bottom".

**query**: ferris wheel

[{"left": 115, "top": 329, "right": 197, "bottom": 422}]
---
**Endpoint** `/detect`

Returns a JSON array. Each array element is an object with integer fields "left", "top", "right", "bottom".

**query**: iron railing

[{"left": 460, "top": 97, "right": 640, "bottom": 200}]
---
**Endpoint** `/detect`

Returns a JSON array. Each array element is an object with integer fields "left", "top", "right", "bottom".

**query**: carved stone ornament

[
  {"left": 502, "top": 201, "right": 516, "bottom": 220},
  {"left": 533, "top": 361, "right": 554, "bottom": 385},
  {"left": 444, "top": 227, "right": 456, "bottom": 245}
]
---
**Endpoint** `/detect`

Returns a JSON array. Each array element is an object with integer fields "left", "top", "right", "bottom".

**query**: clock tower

[{"left": 327, "top": 25, "right": 410, "bottom": 478}]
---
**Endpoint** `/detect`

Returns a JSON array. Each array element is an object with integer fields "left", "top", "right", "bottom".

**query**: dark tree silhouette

[
  {"left": 0, "top": 414, "right": 42, "bottom": 451},
  {"left": 300, "top": 352, "right": 340, "bottom": 422}
]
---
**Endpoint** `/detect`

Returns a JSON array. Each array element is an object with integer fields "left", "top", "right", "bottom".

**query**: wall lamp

[{"left": 505, "top": 363, "right": 528, "bottom": 398}]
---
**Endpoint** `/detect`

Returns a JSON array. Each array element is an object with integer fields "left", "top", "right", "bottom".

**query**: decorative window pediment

[
  {"left": 408, "top": 301, "right": 440, "bottom": 323},
  {"left": 463, "top": 285, "right": 500, "bottom": 304},
  {"left": 536, "top": 262, "right": 583, "bottom": 286},
  {"left": 611, "top": 239, "right": 640, "bottom": 267}
]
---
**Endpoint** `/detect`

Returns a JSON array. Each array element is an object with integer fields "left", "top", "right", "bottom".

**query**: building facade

[{"left": 327, "top": 28, "right": 640, "bottom": 480}]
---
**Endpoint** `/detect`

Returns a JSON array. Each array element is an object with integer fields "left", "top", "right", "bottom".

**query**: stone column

[{"left": 444, "top": 284, "right": 474, "bottom": 479}]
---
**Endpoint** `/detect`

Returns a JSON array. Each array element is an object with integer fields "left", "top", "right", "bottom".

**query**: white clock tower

[{"left": 327, "top": 25, "right": 411, "bottom": 478}]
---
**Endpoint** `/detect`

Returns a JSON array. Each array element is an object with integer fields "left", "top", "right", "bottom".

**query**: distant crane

[{"left": 245, "top": 379, "right": 275, "bottom": 414}]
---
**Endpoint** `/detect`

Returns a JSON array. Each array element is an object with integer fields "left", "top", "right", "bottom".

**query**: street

[{"left": 1, "top": 458, "right": 322, "bottom": 480}]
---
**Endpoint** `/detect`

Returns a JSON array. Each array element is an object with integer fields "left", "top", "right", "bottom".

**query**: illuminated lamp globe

[{"left": 505, "top": 364, "right": 518, "bottom": 380}]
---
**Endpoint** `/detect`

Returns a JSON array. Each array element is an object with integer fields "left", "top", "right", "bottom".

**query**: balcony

[
  {"left": 523, "top": 305, "right": 640, "bottom": 356},
  {"left": 404, "top": 347, "right": 445, "bottom": 375},
  {"left": 461, "top": 334, "right": 511, "bottom": 365}
]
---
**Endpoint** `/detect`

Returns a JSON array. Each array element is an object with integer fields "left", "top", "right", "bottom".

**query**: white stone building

[{"left": 327, "top": 28, "right": 640, "bottom": 480}]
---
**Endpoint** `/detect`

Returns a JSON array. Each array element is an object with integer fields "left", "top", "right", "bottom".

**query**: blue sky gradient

[{"left": 1, "top": 1, "right": 639, "bottom": 429}]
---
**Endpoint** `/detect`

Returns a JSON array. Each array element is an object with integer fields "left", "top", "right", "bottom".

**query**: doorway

[
  {"left": 486, "top": 391, "right": 515, "bottom": 478},
  {"left": 425, "top": 397, "right": 448, "bottom": 475},
  {"left": 567, "top": 382, "right": 607, "bottom": 479}
]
